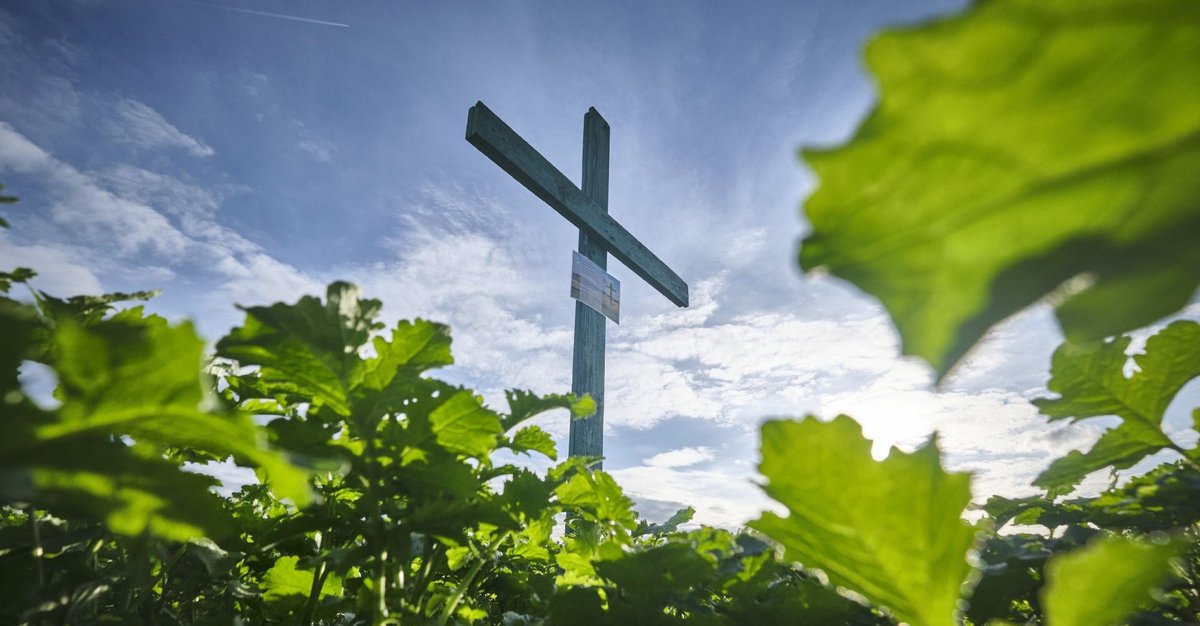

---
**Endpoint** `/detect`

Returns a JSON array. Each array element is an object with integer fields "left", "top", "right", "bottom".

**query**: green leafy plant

[
  {"left": 0, "top": 271, "right": 306, "bottom": 543},
  {"left": 1034, "top": 321, "right": 1200, "bottom": 496}
]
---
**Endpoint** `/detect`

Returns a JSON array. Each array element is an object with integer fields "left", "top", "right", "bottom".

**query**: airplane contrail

[{"left": 179, "top": 1, "right": 350, "bottom": 28}]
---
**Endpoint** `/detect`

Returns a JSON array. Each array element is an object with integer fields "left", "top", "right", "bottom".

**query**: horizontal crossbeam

[{"left": 466, "top": 101, "right": 689, "bottom": 308}]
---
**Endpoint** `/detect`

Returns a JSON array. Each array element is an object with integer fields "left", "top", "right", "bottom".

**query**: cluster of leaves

[
  {"left": 973, "top": 461, "right": 1200, "bottom": 626},
  {"left": 754, "top": 323, "right": 1200, "bottom": 626},
  {"left": 1, "top": 274, "right": 886, "bottom": 625},
  {"left": 3, "top": 270, "right": 1196, "bottom": 625}
]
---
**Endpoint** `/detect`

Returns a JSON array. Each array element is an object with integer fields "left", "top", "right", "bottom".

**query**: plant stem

[
  {"left": 153, "top": 543, "right": 188, "bottom": 618},
  {"left": 301, "top": 529, "right": 331, "bottom": 626},
  {"left": 375, "top": 546, "right": 389, "bottom": 622},
  {"left": 28, "top": 508, "right": 44, "bottom": 589},
  {"left": 1169, "top": 442, "right": 1198, "bottom": 467},
  {"left": 435, "top": 531, "right": 512, "bottom": 626},
  {"left": 412, "top": 541, "right": 441, "bottom": 613}
]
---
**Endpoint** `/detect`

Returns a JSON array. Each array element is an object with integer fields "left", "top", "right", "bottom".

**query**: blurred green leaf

[
  {"left": 799, "top": 0, "right": 1200, "bottom": 378},
  {"left": 8, "top": 439, "right": 232, "bottom": 539},
  {"left": 0, "top": 183, "right": 16, "bottom": 215},
  {"left": 1034, "top": 321, "right": 1200, "bottom": 495},
  {"left": 33, "top": 291, "right": 158, "bottom": 326},
  {"left": 751, "top": 415, "right": 976, "bottom": 626},
  {"left": 262, "top": 555, "right": 342, "bottom": 618},
  {"left": 1042, "top": 534, "right": 1181, "bottom": 626},
  {"left": 1, "top": 313, "right": 307, "bottom": 540},
  {"left": 263, "top": 555, "right": 341, "bottom": 600},
  {"left": 0, "top": 296, "right": 40, "bottom": 394},
  {"left": 555, "top": 469, "right": 637, "bottom": 531},
  {"left": 640, "top": 506, "right": 694, "bottom": 536},
  {"left": 0, "top": 267, "right": 34, "bottom": 294}
]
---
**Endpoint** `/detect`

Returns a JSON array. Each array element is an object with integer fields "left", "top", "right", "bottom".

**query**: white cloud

[
  {"left": 0, "top": 130, "right": 193, "bottom": 260},
  {"left": 0, "top": 124, "right": 323, "bottom": 327},
  {"left": 298, "top": 138, "right": 333, "bottom": 163},
  {"left": 216, "top": 252, "right": 324, "bottom": 306},
  {"left": 723, "top": 228, "right": 767, "bottom": 267},
  {"left": 0, "top": 122, "right": 54, "bottom": 171},
  {"left": 610, "top": 465, "right": 780, "bottom": 529},
  {"left": 104, "top": 97, "right": 215, "bottom": 157},
  {"left": 345, "top": 228, "right": 573, "bottom": 397},
  {"left": 645, "top": 446, "right": 715, "bottom": 468},
  {"left": 0, "top": 236, "right": 102, "bottom": 295}
]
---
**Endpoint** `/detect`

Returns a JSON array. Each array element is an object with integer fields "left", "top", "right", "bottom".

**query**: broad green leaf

[
  {"left": 348, "top": 319, "right": 454, "bottom": 425},
  {"left": 428, "top": 391, "right": 503, "bottom": 458},
  {"left": 217, "top": 282, "right": 382, "bottom": 415},
  {"left": 554, "top": 551, "right": 600, "bottom": 587},
  {"left": 33, "top": 291, "right": 158, "bottom": 326},
  {"left": 798, "top": 0, "right": 1200, "bottom": 377},
  {"left": 1086, "top": 461, "right": 1200, "bottom": 531},
  {"left": 641, "top": 506, "right": 695, "bottom": 536},
  {"left": 502, "top": 469, "right": 554, "bottom": 521},
  {"left": 508, "top": 425, "right": 557, "bottom": 460},
  {"left": 50, "top": 317, "right": 307, "bottom": 502},
  {"left": 750, "top": 415, "right": 976, "bottom": 626},
  {"left": 1034, "top": 321, "right": 1200, "bottom": 495},
  {"left": 1042, "top": 534, "right": 1181, "bottom": 626},
  {"left": 1, "top": 314, "right": 307, "bottom": 539},
  {"left": 980, "top": 495, "right": 1048, "bottom": 529},
  {"left": 262, "top": 555, "right": 342, "bottom": 605},
  {"left": 590, "top": 542, "right": 716, "bottom": 619},
  {"left": 353, "top": 318, "right": 452, "bottom": 392},
  {"left": 4, "top": 439, "right": 231, "bottom": 539},
  {"left": 0, "top": 267, "right": 34, "bottom": 294},
  {"left": 502, "top": 389, "right": 594, "bottom": 431},
  {"left": 0, "top": 297, "right": 40, "bottom": 393},
  {"left": 53, "top": 314, "right": 206, "bottom": 420},
  {"left": 555, "top": 470, "right": 637, "bottom": 530}
]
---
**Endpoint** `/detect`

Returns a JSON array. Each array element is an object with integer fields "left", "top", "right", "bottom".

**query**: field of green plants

[{"left": 2, "top": 0, "right": 1199, "bottom": 624}]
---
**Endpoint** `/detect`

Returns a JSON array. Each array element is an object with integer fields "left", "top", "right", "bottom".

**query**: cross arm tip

[
  {"left": 584, "top": 106, "right": 609, "bottom": 129},
  {"left": 466, "top": 101, "right": 492, "bottom": 141}
]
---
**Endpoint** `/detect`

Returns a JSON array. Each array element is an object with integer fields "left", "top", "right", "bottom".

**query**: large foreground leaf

[
  {"left": 1, "top": 311, "right": 307, "bottom": 539},
  {"left": 799, "top": 0, "right": 1200, "bottom": 377},
  {"left": 1042, "top": 534, "right": 1181, "bottom": 626},
  {"left": 750, "top": 416, "right": 976, "bottom": 626},
  {"left": 1034, "top": 321, "right": 1200, "bottom": 495}
]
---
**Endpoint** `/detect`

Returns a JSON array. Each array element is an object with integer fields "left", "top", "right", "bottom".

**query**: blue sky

[{"left": 3, "top": 0, "right": 1198, "bottom": 527}]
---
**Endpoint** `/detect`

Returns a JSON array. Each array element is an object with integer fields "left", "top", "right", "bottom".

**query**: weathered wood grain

[{"left": 570, "top": 107, "right": 609, "bottom": 463}]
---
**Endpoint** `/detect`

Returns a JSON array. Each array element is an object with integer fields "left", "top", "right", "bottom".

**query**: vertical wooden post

[{"left": 569, "top": 107, "right": 610, "bottom": 464}]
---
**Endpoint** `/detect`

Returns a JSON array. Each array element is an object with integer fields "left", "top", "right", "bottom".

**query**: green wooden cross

[{"left": 466, "top": 101, "right": 689, "bottom": 464}]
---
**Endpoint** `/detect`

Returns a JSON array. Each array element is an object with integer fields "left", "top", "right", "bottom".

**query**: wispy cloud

[
  {"left": 298, "top": 138, "right": 333, "bottom": 163},
  {"left": 0, "top": 235, "right": 102, "bottom": 295},
  {"left": 104, "top": 98, "right": 215, "bottom": 158},
  {"left": 645, "top": 446, "right": 715, "bottom": 468},
  {"left": 0, "top": 123, "right": 319, "bottom": 323}
]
